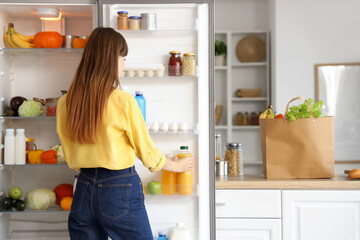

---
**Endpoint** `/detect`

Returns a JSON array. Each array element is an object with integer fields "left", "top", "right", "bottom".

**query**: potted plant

[{"left": 215, "top": 40, "right": 227, "bottom": 66}]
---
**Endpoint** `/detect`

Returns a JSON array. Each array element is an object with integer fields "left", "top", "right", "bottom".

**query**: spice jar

[
  {"left": 129, "top": 16, "right": 141, "bottom": 30},
  {"left": 182, "top": 53, "right": 196, "bottom": 76},
  {"left": 117, "top": 11, "right": 128, "bottom": 30},
  {"left": 250, "top": 112, "right": 259, "bottom": 125},
  {"left": 45, "top": 98, "right": 58, "bottom": 116},
  {"left": 225, "top": 143, "right": 244, "bottom": 176},
  {"left": 168, "top": 51, "right": 182, "bottom": 76},
  {"left": 235, "top": 112, "right": 248, "bottom": 125},
  {"left": 215, "top": 134, "right": 222, "bottom": 161}
]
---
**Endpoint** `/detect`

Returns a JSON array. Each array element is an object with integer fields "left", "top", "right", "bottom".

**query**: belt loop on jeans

[{"left": 130, "top": 166, "right": 135, "bottom": 173}]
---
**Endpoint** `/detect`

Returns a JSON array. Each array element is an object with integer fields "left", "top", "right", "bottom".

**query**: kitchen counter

[{"left": 216, "top": 174, "right": 360, "bottom": 189}]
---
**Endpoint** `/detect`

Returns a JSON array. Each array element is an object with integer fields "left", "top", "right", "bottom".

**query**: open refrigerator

[{"left": 0, "top": 0, "right": 215, "bottom": 239}]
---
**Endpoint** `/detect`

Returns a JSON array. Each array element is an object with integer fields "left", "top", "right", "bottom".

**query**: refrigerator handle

[{"left": 215, "top": 202, "right": 226, "bottom": 206}]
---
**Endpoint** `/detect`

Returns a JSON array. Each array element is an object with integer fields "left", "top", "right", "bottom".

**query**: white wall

[{"left": 271, "top": 0, "right": 360, "bottom": 113}]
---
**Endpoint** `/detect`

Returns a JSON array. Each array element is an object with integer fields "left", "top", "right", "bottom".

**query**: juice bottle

[
  {"left": 177, "top": 146, "right": 193, "bottom": 195},
  {"left": 162, "top": 170, "right": 177, "bottom": 195}
]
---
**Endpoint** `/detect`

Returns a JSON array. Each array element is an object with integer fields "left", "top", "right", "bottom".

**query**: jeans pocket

[
  {"left": 71, "top": 179, "right": 89, "bottom": 213},
  {"left": 98, "top": 183, "right": 132, "bottom": 219}
]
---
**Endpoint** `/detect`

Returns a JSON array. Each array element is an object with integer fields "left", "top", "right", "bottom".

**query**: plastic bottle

[
  {"left": 176, "top": 146, "right": 193, "bottom": 195},
  {"left": 157, "top": 231, "right": 169, "bottom": 240},
  {"left": 15, "top": 129, "right": 26, "bottom": 165},
  {"left": 4, "top": 129, "right": 15, "bottom": 165},
  {"left": 170, "top": 222, "right": 191, "bottom": 240},
  {"left": 162, "top": 170, "right": 177, "bottom": 195},
  {"left": 135, "top": 91, "right": 146, "bottom": 122}
]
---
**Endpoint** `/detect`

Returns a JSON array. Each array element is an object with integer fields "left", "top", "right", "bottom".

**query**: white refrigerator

[{"left": 0, "top": 0, "right": 215, "bottom": 239}]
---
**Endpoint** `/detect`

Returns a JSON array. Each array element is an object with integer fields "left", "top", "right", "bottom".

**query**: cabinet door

[
  {"left": 216, "top": 219, "right": 282, "bottom": 240},
  {"left": 283, "top": 190, "right": 360, "bottom": 240}
]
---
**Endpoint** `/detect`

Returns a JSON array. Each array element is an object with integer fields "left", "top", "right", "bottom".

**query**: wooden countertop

[{"left": 216, "top": 174, "right": 360, "bottom": 189}]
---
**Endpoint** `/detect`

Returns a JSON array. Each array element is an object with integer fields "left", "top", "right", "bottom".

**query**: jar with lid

[
  {"left": 45, "top": 98, "right": 58, "bottom": 116},
  {"left": 168, "top": 51, "right": 182, "bottom": 76},
  {"left": 129, "top": 16, "right": 141, "bottom": 30},
  {"left": 224, "top": 143, "right": 244, "bottom": 176},
  {"left": 182, "top": 53, "right": 196, "bottom": 76},
  {"left": 235, "top": 112, "right": 248, "bottom": 125},
  {"left": 117, "top": 11, "right": 128, "bottom": 30},
  {"left": 250, "top": 111, "right": 259, "bottom": 125}
]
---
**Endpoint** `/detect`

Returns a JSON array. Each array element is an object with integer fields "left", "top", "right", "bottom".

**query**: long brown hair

[{"left": 66, "top": 27, "right": 128, "bottom": 144}]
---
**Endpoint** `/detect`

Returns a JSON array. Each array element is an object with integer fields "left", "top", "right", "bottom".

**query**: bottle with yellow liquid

[
  {"left": 162, "top": 169, "right": 177, "bottom": 195},
  {"left": 176, "top": 146, "right": 193, "bottom": 195}
]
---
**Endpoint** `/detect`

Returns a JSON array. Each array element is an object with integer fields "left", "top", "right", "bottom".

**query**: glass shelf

[
  {"left": 1, "top": 48, "right": 83, "bottom": 56},
  {"left": 0, "top": 116, "right": 56, "bottom": 120},
  {"left": 149, "top": 129, "right": 196, "bottom": 136},
  {"left": 121, "top": 76, "right": 198, "bottom": 80},
  {"left": 1, "top": 163, "right": 67, "bottom": 167},
  {"left": 0, "top": 206, "right": 66, "bottom": 214},
  {"left": 116, "top": 29, "right": 197, "bottom": 34}
]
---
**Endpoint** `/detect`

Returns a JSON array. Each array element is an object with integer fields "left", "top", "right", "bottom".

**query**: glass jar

[
  {"left": 168, "top": 51, "right": 182, "bottom": 76},
  {"left": 250, "top": 111, "right": 260, "bottom": 125},
  {"left": 182, "top": 53, "right": 196, "bottom": 76},
  {"left": 117, "top": 11, "right": 128, "bottom": 30},
  {"left": 225, "top": 143, "right": 244, "bottom": 176},
  {"left": 129, "top": 16, "right": 141, "bottom": 30},
  {"left": 45, "top": 98, "right": 58, "bottom": 116},
  {"left": 235, "top": 112, "right": 248, "bottom": 125},
  {"left": 215, "top": 134, "right": 222, "bottom": 161}
]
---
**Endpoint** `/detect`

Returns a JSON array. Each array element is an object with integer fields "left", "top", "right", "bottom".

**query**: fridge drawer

[{"left": 216, "top": 190, "right": 281, "bottom": 218}]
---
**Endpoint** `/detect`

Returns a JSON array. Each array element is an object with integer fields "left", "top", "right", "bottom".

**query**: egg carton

[{"left": 121, "top": 63, "right": 165, "bottom": 77}]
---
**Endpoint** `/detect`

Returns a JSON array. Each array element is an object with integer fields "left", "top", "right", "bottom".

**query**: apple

[{"left": 147, "top": 181, "right": 161, "bottom": 195}]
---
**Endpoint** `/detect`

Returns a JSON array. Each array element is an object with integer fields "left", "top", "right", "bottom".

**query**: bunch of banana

[
  {"left": 259, "top": 105, "right": 276, "bottom": 119},
  {"left": 3, "top": 23, "right": 35, "bottom": 48}
]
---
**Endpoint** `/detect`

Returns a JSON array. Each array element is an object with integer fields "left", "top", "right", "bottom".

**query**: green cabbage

[
  {"left": 18, "top": 100, "right": 44, "bottom": 117},
  {"left": 25, "top": 188, "right": 56, "bottom": 210}
]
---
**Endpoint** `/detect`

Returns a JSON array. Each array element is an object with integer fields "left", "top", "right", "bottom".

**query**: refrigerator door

[{"left": 98, "top": 1, "right": 215, "bottom": 239}]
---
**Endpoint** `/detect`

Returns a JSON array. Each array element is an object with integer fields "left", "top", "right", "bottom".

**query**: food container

[
  {"left": 225, "top": 143, "right": 243, "bottom": 176},
  {"left": 117, "top": 11, "right": 129, "bottom": 30},
  {"left": 33, "top": 97, "right": 58, "bottom": 116},
  {"left": 62, "top": 35, "right": 76, "bottom": 48},
  {"left": 182, "top": 53, "right": 196, "bottom": 76},
  {"left": 250, "top": 112, "right": 260, "bottom": 125},
  {"left": 129, "top": 16, "right": 141, "bottom": 30},
  {"left": 216, "top": 160, "right": 227, "bottom": 176},
  {"left": 235, "top": 112, "right": 248, "bottom": 125},
  {"left": 215, "top": 134, "right": 222, "bottom": 161},
  {"left": 168, "top": 51, "right": 182, "bottom": 76},
  {"left": 140, "top": 13, "right": 157, "bottom": 30}
]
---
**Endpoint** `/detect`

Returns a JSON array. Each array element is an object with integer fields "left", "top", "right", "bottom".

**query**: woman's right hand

[{"left": 162, "top": 155, "right": 194, "bottom": 172}]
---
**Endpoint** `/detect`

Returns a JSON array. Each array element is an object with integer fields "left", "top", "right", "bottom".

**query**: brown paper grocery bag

[{"left": 260, "top": 97, "right": 335, "bottom": 179}]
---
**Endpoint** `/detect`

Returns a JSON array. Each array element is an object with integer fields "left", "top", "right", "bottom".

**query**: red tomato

[{"left": 276, "top": 114, "right": 284, "bottom": 119}]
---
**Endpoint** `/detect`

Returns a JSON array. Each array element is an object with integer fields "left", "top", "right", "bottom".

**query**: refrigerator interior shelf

[
  {"left": 121, "top": 76, "right": 198, "bottom": 80},
  {"left": 0, "top": 116, "right": 56, "bottom": 120},
  {"left": 149, "top": 129, "right": 196, "bottom": 136},
  {"left": 0, "top": 48, "right": 83, "bottom": 56},
  {"left": 0, "top": 206, "right": 65, "bottom": 214},
  {"left": 116, "top": 29, "right": 197, "bottom": 34},
  {"left": 1, "top": 163, "right": 67, "bottom": 167}
]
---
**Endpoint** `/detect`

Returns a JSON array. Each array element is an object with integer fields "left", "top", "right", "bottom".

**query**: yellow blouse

[{"left": 56, "top": 89, "right": 166, "bottom": 172}]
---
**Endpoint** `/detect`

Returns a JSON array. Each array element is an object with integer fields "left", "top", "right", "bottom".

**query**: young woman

[{"left": 57, "top": 27, "right": 194, "bottom": 240}]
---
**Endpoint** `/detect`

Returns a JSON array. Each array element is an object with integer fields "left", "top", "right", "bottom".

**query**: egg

[
  {"left": 169, "top": 122, "right": 178, "bottom": 132},
  {"left": 159, "top": 122, "right": 169, "bottom": 132},
  {"left": 150, "top": 122, "right": 159, "bottom": 132},
  {"left": 179, "top": 122, "right": 188, "bottom": 131}
]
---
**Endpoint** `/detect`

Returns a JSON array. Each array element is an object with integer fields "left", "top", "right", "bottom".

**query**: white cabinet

[
  {"left": 216, "top": 190, "right": 281, "bottom": 218},
  {"left": 283, "top": 190, "right": 360, "bottom": 240},
  {"left": 216, "top": 219, "right": 281, "bottom": 240}
]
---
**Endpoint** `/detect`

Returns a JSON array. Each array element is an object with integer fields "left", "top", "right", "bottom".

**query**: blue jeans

[{"left": 68, "top": 166, "right": 153, "bottom": 240}]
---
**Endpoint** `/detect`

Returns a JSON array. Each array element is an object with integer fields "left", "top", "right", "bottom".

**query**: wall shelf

[
  {"left": 232, "top": 126, "right": 260, "bottom": 130},
  {"left": 232, "top": 62, "right": 267, "bottom": 67},
  {"left": 232, "top": 97, "right": 268, "bottom": 102}
]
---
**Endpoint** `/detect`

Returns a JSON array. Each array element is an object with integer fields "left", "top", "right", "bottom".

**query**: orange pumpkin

[
  {"left": 34, "top": 31, "right": 63, "bottom": 48},
  {"left": 73, "top": 37, "right": 88, "bottom": 48}
]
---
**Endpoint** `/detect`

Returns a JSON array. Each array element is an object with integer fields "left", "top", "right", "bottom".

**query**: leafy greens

[{"left": 286, "top": 98, "right": 324, "bottom": 122}]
